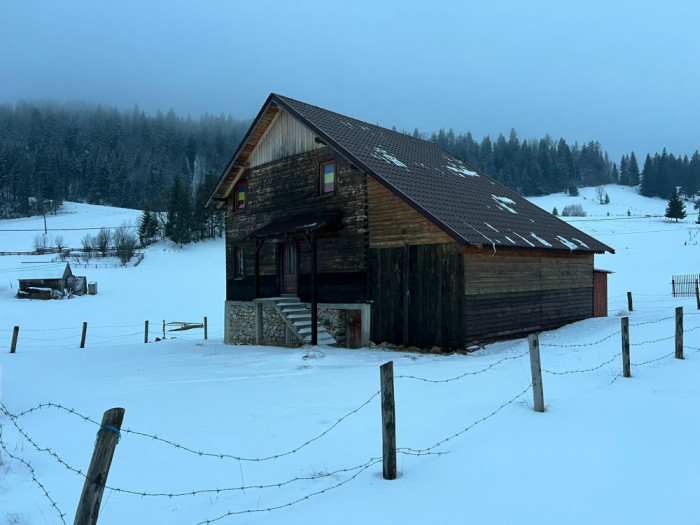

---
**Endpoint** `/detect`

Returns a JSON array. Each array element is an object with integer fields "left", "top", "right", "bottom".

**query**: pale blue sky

[{"left": 1, "top": 0, "right": 698, "bottom": 161}]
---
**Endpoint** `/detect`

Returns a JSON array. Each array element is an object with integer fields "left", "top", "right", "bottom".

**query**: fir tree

[
  {"left": 665, "top": 188, "right": 687, "bottom": 221},
  {"left": 167, "top": 174, "right": 192, "bottom": 246}
]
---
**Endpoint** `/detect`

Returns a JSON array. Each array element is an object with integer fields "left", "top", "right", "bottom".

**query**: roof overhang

[{"left": 241, "top": 212, "right": 342, "bottom": 241}]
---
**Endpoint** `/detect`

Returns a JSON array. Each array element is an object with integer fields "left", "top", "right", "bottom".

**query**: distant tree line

[
  {"left": 3, "top": 100, "right": 699, "bottom": 242},
  {"left": 410, "top": 126, "right": 699, "bottom": 201},
  {"left": 0, "top": 101, "right": 250, "bottom": 245}
]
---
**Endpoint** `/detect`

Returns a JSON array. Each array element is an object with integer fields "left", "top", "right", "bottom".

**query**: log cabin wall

[
  {"left": 463, "top": 247, "right": 594, "bottom": 345},
  {"left": 225, "top": 146, "right": 369, "bottom": 303}
]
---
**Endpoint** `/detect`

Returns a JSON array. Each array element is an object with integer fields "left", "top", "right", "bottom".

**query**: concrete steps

[{"left": 274, "top": 297, "right": 337, "bottom": 346}]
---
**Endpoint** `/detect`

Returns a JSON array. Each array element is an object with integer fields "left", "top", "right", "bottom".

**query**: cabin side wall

[
  {"left": 464, "top": 248, "right": 594, "bottom": 345},
  {"left": 367, "top": 176, "right": 464, "bottom": 348}
]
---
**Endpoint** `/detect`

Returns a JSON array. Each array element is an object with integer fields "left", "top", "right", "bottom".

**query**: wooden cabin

[
  {"left": 207, "top": 94, "right": 614, "bottom": 349},
  {"left": 17, "top": 262, "right": 73, "bottom": 299}
]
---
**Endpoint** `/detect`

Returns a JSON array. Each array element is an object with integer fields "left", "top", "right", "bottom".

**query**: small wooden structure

[
  {"left": 207, "top": 94, "right": 614, "bottom": 349},
  {"left": 593, "top": 269, "right": 612, "bottom": 317},
  {"left": 17, "top": 262, "right": 73, "bottom": 299}
]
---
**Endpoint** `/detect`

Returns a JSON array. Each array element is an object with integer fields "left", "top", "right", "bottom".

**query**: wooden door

[{"left": 281, "top": 242, "right": 298, "bottom": 295}]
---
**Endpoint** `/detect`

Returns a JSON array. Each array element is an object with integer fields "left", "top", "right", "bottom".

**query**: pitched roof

[
  {"left": 209, "top": 94, "right": 613, "bottom": 254},
  {"left": 18, "top": 262, "right": 72, "bottom": 280}
]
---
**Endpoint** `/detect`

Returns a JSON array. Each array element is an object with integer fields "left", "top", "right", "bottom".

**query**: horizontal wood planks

[
  {"left": 367, "top": 177, "right": 453, "bottom": 248},
  {"left": 464, "top": 249, "right": 594, "bottom": 345}
]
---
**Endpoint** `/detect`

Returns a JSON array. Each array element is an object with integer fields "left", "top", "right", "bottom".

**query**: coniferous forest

[{"left": 1, "top": 101, "right": 699, "bottom": 244}]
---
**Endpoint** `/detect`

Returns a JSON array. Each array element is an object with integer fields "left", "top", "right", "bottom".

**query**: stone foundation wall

[
  {"left": 224, "top": 301, "right": 256, "bottom": 344},
  {"left": 261, "top": 304, "right": 295, "bottom": 347},
  {"left": 224, "top": 300, "right": 365, "bottom": 348},
  {"left": 318, "top": 307, "right": 347, "bottom": 347}
]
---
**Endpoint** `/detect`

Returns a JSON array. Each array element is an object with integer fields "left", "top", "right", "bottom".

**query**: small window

[
  {"left": 234, "top": 181, "right": 246, "bottom": 210},
  {"left": 320, "top": 161, "right": 336, "bottom": 194},
  {"left": 233, "top": 247, "right": 244, "bottom": 278}
]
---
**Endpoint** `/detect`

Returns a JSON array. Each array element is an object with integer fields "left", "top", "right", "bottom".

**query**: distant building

[{"left": 17, "top": 262, "right": 73, "bottom": 299}]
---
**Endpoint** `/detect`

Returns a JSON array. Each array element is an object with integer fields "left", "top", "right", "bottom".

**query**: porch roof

[{"left": 245, "top": 212, "right": 342, "bottom": 240}]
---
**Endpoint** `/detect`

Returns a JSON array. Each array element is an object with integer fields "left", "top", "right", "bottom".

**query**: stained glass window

[
  {"left": 320, "top": 162, "right": 335, "bottom": 194},
  {"left": 235, "top": 182, "right": 246, "bottom": 210}
]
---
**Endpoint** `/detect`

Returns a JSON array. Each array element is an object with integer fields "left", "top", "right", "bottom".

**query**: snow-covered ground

[{"left": 1, "top": 189, "right": 699, "bottom": 524}]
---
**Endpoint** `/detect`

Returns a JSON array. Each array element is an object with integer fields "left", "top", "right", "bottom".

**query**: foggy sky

[{"left": 1, "top": 0, "right": 699, "bottom": 161}]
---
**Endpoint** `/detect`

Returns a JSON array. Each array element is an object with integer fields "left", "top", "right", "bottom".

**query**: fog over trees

[{"left": 1, "top": 101, "right": 698, "bottom": 244}]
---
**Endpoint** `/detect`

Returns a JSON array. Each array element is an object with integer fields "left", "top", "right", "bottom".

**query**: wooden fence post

[
  {"left": 672, "top": 279, "right": 676, "bottom": 298},
  {"left": 80, "top": 322, "right": 87, "bottom": 349},
  {"left": 528, "top": 333, "right": 545, "bottom": 412},
  {"left": 627, "top": 291, "right": 634, "bottom": 312},
  {"left": 621, "top": 317, "right": 631, "bottom": 377},
  {"left": 695, "top": 281, "right": 699, "bottom": 310},
  {"left": 676, "top": 306, "right": 684, "bottom": 360},
  {"left": 10, "top": 326, "right": 19, "bottom": 354},
  {"left": 380, "top": 361, "right": 396, "bottom": 480},
  {"left": 204, "top": 316, "right": 208, "bottom": 340},
  {"left": 74, "top": 407, "right": 125, "bottom": 525},
  {"left": 144, "top": 320, "right": 149, "bottom": 344},
  {"left": 162, "top": 320, "right": 165, "bottom": 340}
]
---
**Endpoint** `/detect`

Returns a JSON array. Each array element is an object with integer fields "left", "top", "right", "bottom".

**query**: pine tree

[
  {"left": 167, "top": 174, "right": 192, "bottom": 246},
  {"left": 665, "top": 188, "right": 687, "bottom": 221},
  {"left": 628, "top": 152, "right": 640, "bottom": 186}
]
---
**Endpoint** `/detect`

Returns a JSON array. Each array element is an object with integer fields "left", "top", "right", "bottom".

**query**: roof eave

[{"left": 205, "top": 94, "right": 279, "bottom": 208}]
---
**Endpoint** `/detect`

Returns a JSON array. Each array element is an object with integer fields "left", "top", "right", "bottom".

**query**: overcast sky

[{"left": 1, "top": 0, "right": 698, "bottom": 161}]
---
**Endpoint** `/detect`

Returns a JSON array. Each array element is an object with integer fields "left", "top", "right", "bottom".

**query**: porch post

[
  {"left": 254, "top": 239, "right": 263, "bottom": 299},
  {"left": 311, "top": 232, "right": 318, "bottom": 345}
]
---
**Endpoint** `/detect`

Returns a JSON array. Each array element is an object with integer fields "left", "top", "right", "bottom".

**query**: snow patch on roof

[
  {"left": 572, "top": 237, "right": 590, "bottom": 249},
  {"left": 492, "top": 195, "right": 517, "bottom": 214},
  {"left": 445, "top": 162, "right": 479, "bottom": 177},
  {"left": 372, "top": 147, "right": 408, "bottom": 168},
  {"left": 530, "top": 232, "right": 552, "bottom": 247},
  {"left": 505, "top": 236, "right": 516, "bottom": 244},
  {"left": 556, "top": 236, "right": 578, "bottom": 250},
  {"left": 464, "top": 222, "right": 494, "bottom": 246},
  {"left": 512, "top": 232, "right": 535, "bottom": 247},
  {"left": 484, "top": 222, "right": 499, "bottom": 232}
]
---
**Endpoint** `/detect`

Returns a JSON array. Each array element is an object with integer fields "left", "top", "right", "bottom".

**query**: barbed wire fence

[
  {"left": 1, "top": 307, "right": 699, "bottom": 523},
  {"left": 2, "top": 317, "right": 226, "bottom": 352}
]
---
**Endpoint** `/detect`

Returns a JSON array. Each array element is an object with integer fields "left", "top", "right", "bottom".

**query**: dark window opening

[{"left": 234, "top": 247, "right": 244, "bottom": 278}]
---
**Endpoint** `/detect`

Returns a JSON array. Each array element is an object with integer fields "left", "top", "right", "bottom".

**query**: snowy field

[{"left": 1, "top": 187, "right": 700, "bottom": 524}]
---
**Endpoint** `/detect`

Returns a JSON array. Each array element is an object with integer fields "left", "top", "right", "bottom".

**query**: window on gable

[
  {"left": 233, "top": 247, "right": 244, "bottom": 279},
  {"left": 320, "top": 161, "right": 336, "bottom": 195},
  {"left": 234, "top": 181, "right": 246, "bottom": 210}
]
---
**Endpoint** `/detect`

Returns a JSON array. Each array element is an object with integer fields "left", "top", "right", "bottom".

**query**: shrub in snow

[
  {"left": 562, "top": 204, "right": 586, "bottom": 217},
  {"left": 552, "top": 207, "right": 558, "bottom": 216},
  {"left": 94, "top": 228, "right": 112, "bottom": 256}
]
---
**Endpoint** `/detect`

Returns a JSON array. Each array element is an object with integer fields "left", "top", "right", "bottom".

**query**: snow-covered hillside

[{"left": 1, "top": 192, "right": 700, "bottom": 524}]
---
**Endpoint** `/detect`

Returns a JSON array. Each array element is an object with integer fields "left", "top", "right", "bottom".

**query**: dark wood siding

[
  {"left": 464, "top": 248, "right": 594, "bottom": 345},
  {"left": 593, "top": 271, "right": 608, "bottom": 317},
  {"left": 225, "top": 146, "right": 369, "bottom": 302},
  {"left": 369, "top": 243, "right": 464, "bottom": 348}
]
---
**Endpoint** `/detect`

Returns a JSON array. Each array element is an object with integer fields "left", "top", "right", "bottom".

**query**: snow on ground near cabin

[{"left": 1, "top": 191, "right": 700, "bottom": 524}]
